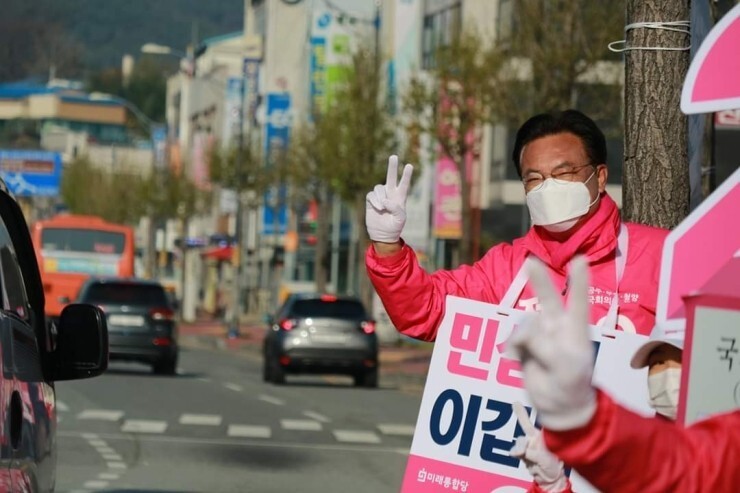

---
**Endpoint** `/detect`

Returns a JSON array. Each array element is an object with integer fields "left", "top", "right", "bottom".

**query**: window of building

[{"left": 421, "top": 2, "right": 462, "bottom": 70}]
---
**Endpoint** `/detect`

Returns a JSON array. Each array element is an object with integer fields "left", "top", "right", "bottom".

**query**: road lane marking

[
  {"left": 377, "top": 424, "right": 416, "bottom": 436},
  {"left": 57, "top": 400, "right": 69, "bottom": 412},
  {"left": 224, "top": 383, "right": 243, "bottom": 392},
  {"left": 227, "top": 425, "right": 272, "bottom": 438},
  {"left": 78, "top": 410, "right": 124, "bottom": 421},
  {"left": 98, "top": 472, "right": 120, "bottom": 480},
  {"left": 60, "top": 430, "right": 409, "bottom": 454},
  {"left": 81, "top": 433, "right": 99, "bottom": 440},
  {"left": 258, "top": 394, "right": 285, "bottom": 406},
  {"left": 84, "top": 480, "right": 108, "bottom": 489},
  {"left": 303, "top": 411, "right": 330, "bottom": 422},
  {"left": 96, "top": 446, "right": 116, "bottom": 454},
  {"left": 179, "top": 414, "right": 223, "bottom": 426},
  {"left": 102, "top": 453, "right": 122, "bottom": 461},
  {"left": 121, "top": 420, "right": 168, "bottom": 434},
  {"left": 107, "top": 462, "right": 127, "bottom": 469},
  {"left": 333, "top": 430, "right": 382, "bottom": 444},
  {"left": 87, "top": 439, "right": 107, "bottom": 448},
  {"left": 280, "top": 419, "right": 322, "bottom": 431}
]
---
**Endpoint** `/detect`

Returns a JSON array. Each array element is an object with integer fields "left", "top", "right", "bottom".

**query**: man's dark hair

[{"left": 511, "top": 109, "right": 607, "bottom": 178}]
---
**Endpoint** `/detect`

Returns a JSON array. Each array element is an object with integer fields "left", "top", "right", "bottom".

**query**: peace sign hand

[
  {"left": 365, "top": 155, "right": 414, "bottom": 243},
  {"left": 510, "top": 403, "right": 569, "bottom": 492},
  {"left": 507, "top": 257, "right": 597, "bottom": 431}
]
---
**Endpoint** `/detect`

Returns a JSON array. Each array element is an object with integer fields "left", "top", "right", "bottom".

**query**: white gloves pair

[{"left": 365, "top": 155, "right": 414, "bottom": 243}]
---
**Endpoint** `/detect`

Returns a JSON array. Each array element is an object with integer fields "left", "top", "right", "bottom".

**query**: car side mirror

[{"left": 53, "top": 304, "right": 108, "bottom": 381}]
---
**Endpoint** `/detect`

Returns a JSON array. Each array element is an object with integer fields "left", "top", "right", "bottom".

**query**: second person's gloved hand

[
  {"left": 511, "top": 403, "right": 570, "bottom": 493},
  {"left": 365, "top": 155, "right": 414, "bottom": 243}
]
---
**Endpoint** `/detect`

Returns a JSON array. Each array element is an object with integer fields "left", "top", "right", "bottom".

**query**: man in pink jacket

[
  {"left": 509, "top": 257, "right": 740, "bottom": 492},
  {"left": 366, "top": 110, "right": 668, "bottom": 339}
]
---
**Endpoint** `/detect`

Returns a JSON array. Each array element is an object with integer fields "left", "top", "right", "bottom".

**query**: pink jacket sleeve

[
  {"left": 543, "top": 390, "right": 740, "bottom": 493},
  {"left": 365, "top": 242, "right": 514, "bottom": 341}
]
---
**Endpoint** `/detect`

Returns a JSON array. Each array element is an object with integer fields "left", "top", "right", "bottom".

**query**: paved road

[{"left": 54, "top": 341, "right": 425, "bottom": 493}]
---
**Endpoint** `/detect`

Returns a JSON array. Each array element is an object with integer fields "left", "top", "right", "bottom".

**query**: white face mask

[
  {"left": 648, "top": 367, "right": 681, "bottom": 420},
  {"left": 526, "top": 171, "right": 599, "bottom": 232}
]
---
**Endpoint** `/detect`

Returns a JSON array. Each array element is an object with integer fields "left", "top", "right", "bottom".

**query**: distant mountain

[{"left": 3, "top": 0, "right": 244, "bottom": 71}]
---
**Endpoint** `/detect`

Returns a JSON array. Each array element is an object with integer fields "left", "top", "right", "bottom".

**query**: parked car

[
  {"left": 262, "top": 293, "right": 379, "bottom": 387},
  {"left": 76, "top": 277, "right": 178, "bottom": 375},
  {"left": 0, "top": 180, "right": 108, "bottom": 491}
]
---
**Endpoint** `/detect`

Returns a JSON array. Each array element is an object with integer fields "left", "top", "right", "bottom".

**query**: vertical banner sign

[
  {"left": 223, "top": 77, "right": 245, "bottom": 148},
  {"left": 402, "top": 296, "right": 652, "bottom": 493},
  {"left": 433, "top": 156, "right": 462, "bottom": 239},
  {"left": 151, "top": 124, "right": 167, "bottom": 169},
  {"left": 263, "top": 93, "right": 291, "bottom": 236},
  {"left": 0, "top": 150, "right": 62, "bottom": 196},
  {"left": 243, "top": 58, "right": 260, "bottom": 126},
  {"left": 310, "top": 7, "right": 331, "bottom": 115}
]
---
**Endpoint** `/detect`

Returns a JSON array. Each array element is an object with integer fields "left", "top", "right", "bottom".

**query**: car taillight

[
  {"left": 320, "top": 294, "right": 337, "bottom": 302},
  {"left": 279, "top": 318, "right": 297, "bottom": 331},
  {"left": 149, "top": 308, "right": 175, "bottom": 321},
  {"left": 361, "top": 321, "right": 376, "bottom": 334}
]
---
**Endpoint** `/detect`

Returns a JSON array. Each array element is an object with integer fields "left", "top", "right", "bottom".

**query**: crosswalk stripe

[
  {"left": 227, "top": 425, "right": 272, "bottom": 438},
  {"left": 303, "top": 411, "right": 330, "bottom": 422},
  {"left": 56, "top": 400, "right": 69, "bottom": 412},
  {"left": 98, "top": 472, "right": 120, "bottom": 480},
  {"left": 84, "top": 480, "right": 108, "bottom": 489},
  {"left": 281, "top": 419, "right": 322, "bottom": 431},
  {"left": 224, "top": 383, "right": 243, "bottom": 392},
  {"left": 121, "top": 420, "right": 168, "bottom": 434},
  {"left": 107, "top": 462, "right": 127, "bottom": 470},
  {"left": 179, "top": 414, "right": 223, "bottom": 426},
  {"left": 258, "top": 394, "right": 285, "bottom": 406},
  {"left": 377, "top": 424, "right": 416, "bottom": 436},
  {"left": 78, "top": 410, "right": 124, "bottom": 421},
  {"left": 333, "top": 430, "right": 382, "bottom": 444}
]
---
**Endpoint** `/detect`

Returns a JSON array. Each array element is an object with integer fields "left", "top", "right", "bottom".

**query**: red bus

[{"left": 31, "top": 214, "right": 136, "bottom": 319}]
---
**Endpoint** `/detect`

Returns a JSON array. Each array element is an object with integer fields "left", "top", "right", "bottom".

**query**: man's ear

[{"left": 597, "top": 164, "right": 608, "bottom": 193}]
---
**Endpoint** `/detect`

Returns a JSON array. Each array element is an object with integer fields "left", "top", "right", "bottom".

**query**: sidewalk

[{"left": 178, "top": 315, "right": 433, "bottom": 392}]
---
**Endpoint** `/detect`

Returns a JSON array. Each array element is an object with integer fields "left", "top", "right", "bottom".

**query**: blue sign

[
  {"left": 263, "top": 93, "right": 291, "bottom": 236},
  {"left": 151, "top": 124, "right": 167, "bottom": 169},
  {"left": 0, "top": 150, "right": 62, "bottom": 196},
  {"left": 309, "top": 37, "right": 327, "bottom": 116}
]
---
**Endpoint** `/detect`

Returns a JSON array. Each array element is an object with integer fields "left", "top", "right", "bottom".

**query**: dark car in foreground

[
  {"left": 0, "top": 180, "right": 108, "bottom": 491},
  {"left": 262, "top": 294, "right": 379, "bottom": 387},
  {"left": 76, "top": 277, "right": 178, "bottom": 375}
]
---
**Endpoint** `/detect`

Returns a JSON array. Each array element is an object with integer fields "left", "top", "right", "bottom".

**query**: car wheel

[
  {"left": 270, "top": 358, "right": 286, "bottom": 385},
  {"left": 262, "top": 356, "right": 272, "bottom": 382},
  {"left": 355, "top": 368, "right": 378, "bottom": 388},
  {"left": 153, "top": 356, "right": 177, "bottom": 376}
]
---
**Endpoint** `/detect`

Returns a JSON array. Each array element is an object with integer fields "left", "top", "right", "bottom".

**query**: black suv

[
  {"left": 262, "top": 294, "right": 379, "bottom": 387},
  {"left": 76, "top": 278, "right": 179, "bottom": 375},
  {"left": 0, "top": 182, "right": 108, "bottom": 491}
]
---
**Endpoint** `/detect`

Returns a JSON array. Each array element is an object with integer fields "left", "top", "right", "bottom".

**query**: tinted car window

[
  {"left": 290, "top": 299, "right": 366, "bottom": 319},
  {"left": 82, "top": 283, "right": 169, "bottom": 306}
]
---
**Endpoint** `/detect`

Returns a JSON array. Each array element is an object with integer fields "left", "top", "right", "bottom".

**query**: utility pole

[
  {"left": 228, "top": 78, "right": 246, "bottom": 339},
  {"left": 623, "top": 0, "right": 691, "bottom": 229}
]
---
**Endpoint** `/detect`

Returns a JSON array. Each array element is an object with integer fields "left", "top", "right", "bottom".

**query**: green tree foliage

[
  {"left": 404, "top": 1, "right": 624, "bottom": 264},
  {"left": 60, "top": 157, "right": 148, "bottom": 224},
  {"left": 208, "top": 137, "right": 274, "bottom": 199}
]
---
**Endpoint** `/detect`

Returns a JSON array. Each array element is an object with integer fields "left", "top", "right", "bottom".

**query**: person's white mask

[
  {"left": 526, "top": 171, "right": 599, "bottom": 232},
  {"left": 648, "top": 367, "right": 681, "bottom": 420}
]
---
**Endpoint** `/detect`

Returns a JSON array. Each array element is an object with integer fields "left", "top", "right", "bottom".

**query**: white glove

[
  {"left": 511, "top": 402, "right": 569, "bottom": 493},
  {"left": 365, "top": 155, "right": 414, "bottom": 243},
  {"left": 507, "top": 256, "right": 597, "bottom": 431}
]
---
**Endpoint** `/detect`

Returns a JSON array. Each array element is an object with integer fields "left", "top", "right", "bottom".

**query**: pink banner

[{"left": 433, "top": 156, "right": 462, "bottom": 239}]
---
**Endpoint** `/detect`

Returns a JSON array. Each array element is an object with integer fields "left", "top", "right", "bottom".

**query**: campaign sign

[
  {"left": 402, "top": 296, "right": 651, "bottom": 493},
  {"left": 678, "top": 258, "right": 740, "bottom": 426}
]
